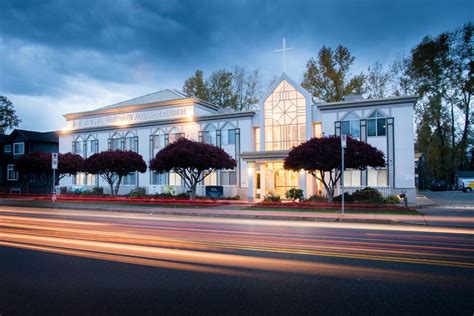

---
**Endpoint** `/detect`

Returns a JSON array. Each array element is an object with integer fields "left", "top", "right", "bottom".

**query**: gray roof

[
  {"left": 96, "top": 89, "right": 188, "bottom": 111},
  {"left": 7, "top": 129, "right": 59, "bottom": 143},
  {"left": 317, "top": 95, "right": 417, "bottom": 110}
]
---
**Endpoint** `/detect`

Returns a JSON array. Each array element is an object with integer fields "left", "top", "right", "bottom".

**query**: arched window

[
  {"left": 200, "top": 124, "right": 217, "bottom": 145},
  {"left": 85, "top": 135, "right": 98, "bottom": 157},
  {"left": 341, "top": 113, "right": 360, "bottom": 137},
  {"left": 152, "top": 129, "right": 166, "bottom": 157},
  {"left": 109, "top": 132, "right": 122, "bottom": 150},
  {"left": 123, "top": 131, "right": 138, "bottom": 152},
  {"left": 367, "top": 110, "right": 386, "bottom": 136},
  {"left": 221, "top": 122, "right": 237, "bottom": 146},
  {"left": 72, "top": 136, "right": 85, "bottom": 156},
  {"left": 168, "top": 127, "right": 184, "bottom": 144}
]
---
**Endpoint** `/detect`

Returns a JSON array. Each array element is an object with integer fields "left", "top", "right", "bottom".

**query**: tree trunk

[
  {"left": 114, "top": 176, "right": 123, "bottom": 196},
  {"left": 327, "top": 189, "right": 334, "bottom": 202},
  {"left": 189, "top": 183, "right": 197, "bottom": 200},
  {"left": 109, "top": 182, "right": 115, "bottom": 197}
]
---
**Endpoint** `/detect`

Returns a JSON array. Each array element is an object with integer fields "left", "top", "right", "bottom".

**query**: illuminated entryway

[{"left": 264, "top": 162, "right": 299, "bottom": 198}]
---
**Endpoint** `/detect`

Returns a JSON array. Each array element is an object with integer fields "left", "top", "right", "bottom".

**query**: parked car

[
  {"left": 430, "top": 179, "right": 448, "bottom": 191},
  {"left": 460, "top": 178, "right": 474, "bottom": 193}
]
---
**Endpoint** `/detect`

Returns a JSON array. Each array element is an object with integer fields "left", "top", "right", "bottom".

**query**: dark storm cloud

[{"left": 0, "top": 0, "right": 472, "bottom": 100}]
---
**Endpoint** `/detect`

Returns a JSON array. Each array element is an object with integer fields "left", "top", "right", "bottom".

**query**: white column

[
  {"left": 299, "top": 170, "right": 307, "bottom": 198},
  {"left": 260, "top": 163, "right": 266, "bottom": 200},
  {"left": 247, "top": 161, "right": 256, "bottom": 201}
]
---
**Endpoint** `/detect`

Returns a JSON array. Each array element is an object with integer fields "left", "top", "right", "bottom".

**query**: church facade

[{"left": 59, "top": 73, "right": 417, "bottom": 202}]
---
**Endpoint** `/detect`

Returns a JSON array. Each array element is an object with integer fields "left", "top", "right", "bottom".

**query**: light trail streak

[
  {"left": 1, "top": 206, "right": 473, "bottom": 235},
  {"left": 0, "top": 206, "right": 473, "bottom": 283}
]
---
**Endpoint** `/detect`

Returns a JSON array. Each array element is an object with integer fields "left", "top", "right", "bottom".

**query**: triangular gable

[{"left": 260, "top": 72, "right": 312, "bottom": 107}]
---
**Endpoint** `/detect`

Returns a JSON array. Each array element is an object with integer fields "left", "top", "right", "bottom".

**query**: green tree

[
  {"left": 0, "top": 96, "right": 21, "bottom": 134},
  {"left": 207, "top": 69, "right": 235, "bottom": 108},
  {"left": 407, "top": 22, "right": 473, "bottom": 186},
  {"left": 301, "top": 45, "right": 366, "bottom": 102},
  {"left": 232, "top": 66, "right": 262, "bottom": 111},
  {"left": 183, "top": 70, "right": 209, "bottom": 100},
  {"left": 365, "top": 61, "right": 390, "bottom": 99}
]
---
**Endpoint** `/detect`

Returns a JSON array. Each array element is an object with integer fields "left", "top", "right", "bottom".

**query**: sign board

[
  {"left": 205, "top": 186, "right": 224, "bottom": 198},
  {"left": 52, "top": 153, "right": 58, "bottom": 169},
  {"left": 70, "top": 106, "right": 194, "bottom": 130},
  {"left": 341, "top": 135, "right": 347, "bottom": 148}
]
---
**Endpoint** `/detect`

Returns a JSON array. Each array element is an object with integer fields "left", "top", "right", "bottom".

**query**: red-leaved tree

[
  {"left": 83, "top": 150, "right": 147, "bottom": 196},
  {"left": 15, "top": 152, "right": 84, "bottom": 193},
  {"left": 149, "top": 138, "right": 236, "bottom": 199},
  {"left": 284, "top": 136, "right": 385, "bottom": 201}
]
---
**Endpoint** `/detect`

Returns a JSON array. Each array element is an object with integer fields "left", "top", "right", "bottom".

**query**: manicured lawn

[{"left": 245, "top": 206, "right": 421, "bottom": 215}]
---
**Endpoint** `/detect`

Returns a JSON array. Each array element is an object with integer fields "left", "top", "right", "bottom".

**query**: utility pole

[{"left": 52, "top": 153, "right": 58, "bottom": 203}]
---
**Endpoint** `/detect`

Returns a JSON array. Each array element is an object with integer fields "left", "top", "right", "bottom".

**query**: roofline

[
  {"left": 61, "top": 111, "right": 255, "bottom": 134},
  {"left": 317, "top": 95, "right": 418, "bottom": 110},
  {"left": 64, "top": 97, "right": 219, "bottom": 119}
]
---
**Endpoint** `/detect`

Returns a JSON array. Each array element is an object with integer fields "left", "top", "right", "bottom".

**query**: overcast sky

[{"left": 1, "top": 0, "right": 472, "bottom": 131}]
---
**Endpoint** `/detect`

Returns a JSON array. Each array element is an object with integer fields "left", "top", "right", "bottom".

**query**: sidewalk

[{"left": 1, "top": 198, "right": 472, "bottom": 228}]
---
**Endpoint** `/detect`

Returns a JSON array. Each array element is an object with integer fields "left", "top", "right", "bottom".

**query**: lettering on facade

[{"left": 71, "top": 107, "right": 192, "bottom": 129}]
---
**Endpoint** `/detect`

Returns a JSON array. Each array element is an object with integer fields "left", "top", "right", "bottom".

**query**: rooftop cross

[{"left": 274, "top": 38, "right": 295, "bottom": 73}]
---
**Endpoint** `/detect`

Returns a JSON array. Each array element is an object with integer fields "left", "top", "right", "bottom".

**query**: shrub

[
  {"left": 285, "top": 188, "right": 304, "bottom": 201},
  {"left": 154, "top": 192, "right": 174, "bottom": 199},
  {"left": 307, "top": 194, "right": 328, "bottom": 202},
  {"left": 264, "top": 193, "right": 281, "bottom": 202},
  {"left": 333, "top": 192, "right": 354, "bottom": 203},
  {"left": 91, "top": 187, "right": 104, "bottom": 196},
  {"left": 352, "top": 187, "right": 384, "bottom": 203},
  {"left": 384, "top": 195, "right": 401, "bottom": 204},
  {"left": 129, "top": 187, "right": 147, "bottom": 197}
]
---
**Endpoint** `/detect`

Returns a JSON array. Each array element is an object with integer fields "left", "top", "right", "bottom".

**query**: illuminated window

[
  {"left": 368, "top": 169, "right": 388, "bottom": 186},
  {"left": 264, "top": 80, "right": 306, "bottom": 150},
  {"left": 255, "top": 128, "right": 260, "bottom": 151},
  {"left": 343, "top": 170, "right": 361, "bottom": 187},
  {"left": 313, "top": 123, "right": 322, "bottom": 138}
]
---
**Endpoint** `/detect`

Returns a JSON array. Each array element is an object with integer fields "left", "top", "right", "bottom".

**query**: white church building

[{"left": 59, "top": 72, "right": 417, "bottom": 202}]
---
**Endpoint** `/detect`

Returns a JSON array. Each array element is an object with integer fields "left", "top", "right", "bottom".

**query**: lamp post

[{"left": 341, "top": 135, "right": 347, "bottom": 214}]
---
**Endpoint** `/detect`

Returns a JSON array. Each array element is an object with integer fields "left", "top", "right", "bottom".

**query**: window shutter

[
  {"left": 334, "top": 121, "right": 341, "bottom": 136},
  {"left": 72, "top": 141, "right": 77, "bottom": 153},
  {"left": 108, "top": 138, "right": 111, "bottom": 150},
  {"left": 134, "top": 136, "right": 139, "bottom": 153},
  {"left": 198, "top": 131, "right": 203, "bottom": 143},
  {"left": 216, "top": 130, "right": 221, "bottom": 147}
]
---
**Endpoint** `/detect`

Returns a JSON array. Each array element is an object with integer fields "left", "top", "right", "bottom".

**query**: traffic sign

[
  {"left": 341, "top": 135, "right": 347, "bottom": 148},
  {"left": 52, "top": 153, "right": 58, "bottom": 169}
]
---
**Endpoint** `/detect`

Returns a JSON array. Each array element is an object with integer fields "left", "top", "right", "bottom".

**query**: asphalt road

[{"left": 0, "top": 206, "right": 473, "bottom": 315}]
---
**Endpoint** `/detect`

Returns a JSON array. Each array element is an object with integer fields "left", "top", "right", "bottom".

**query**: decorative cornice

[
  {"left": 64, "top": 97, "right": 218, "bottom": 119},
  {"left": 61, "top": 111, "right": 255, "bottom": 134}
]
